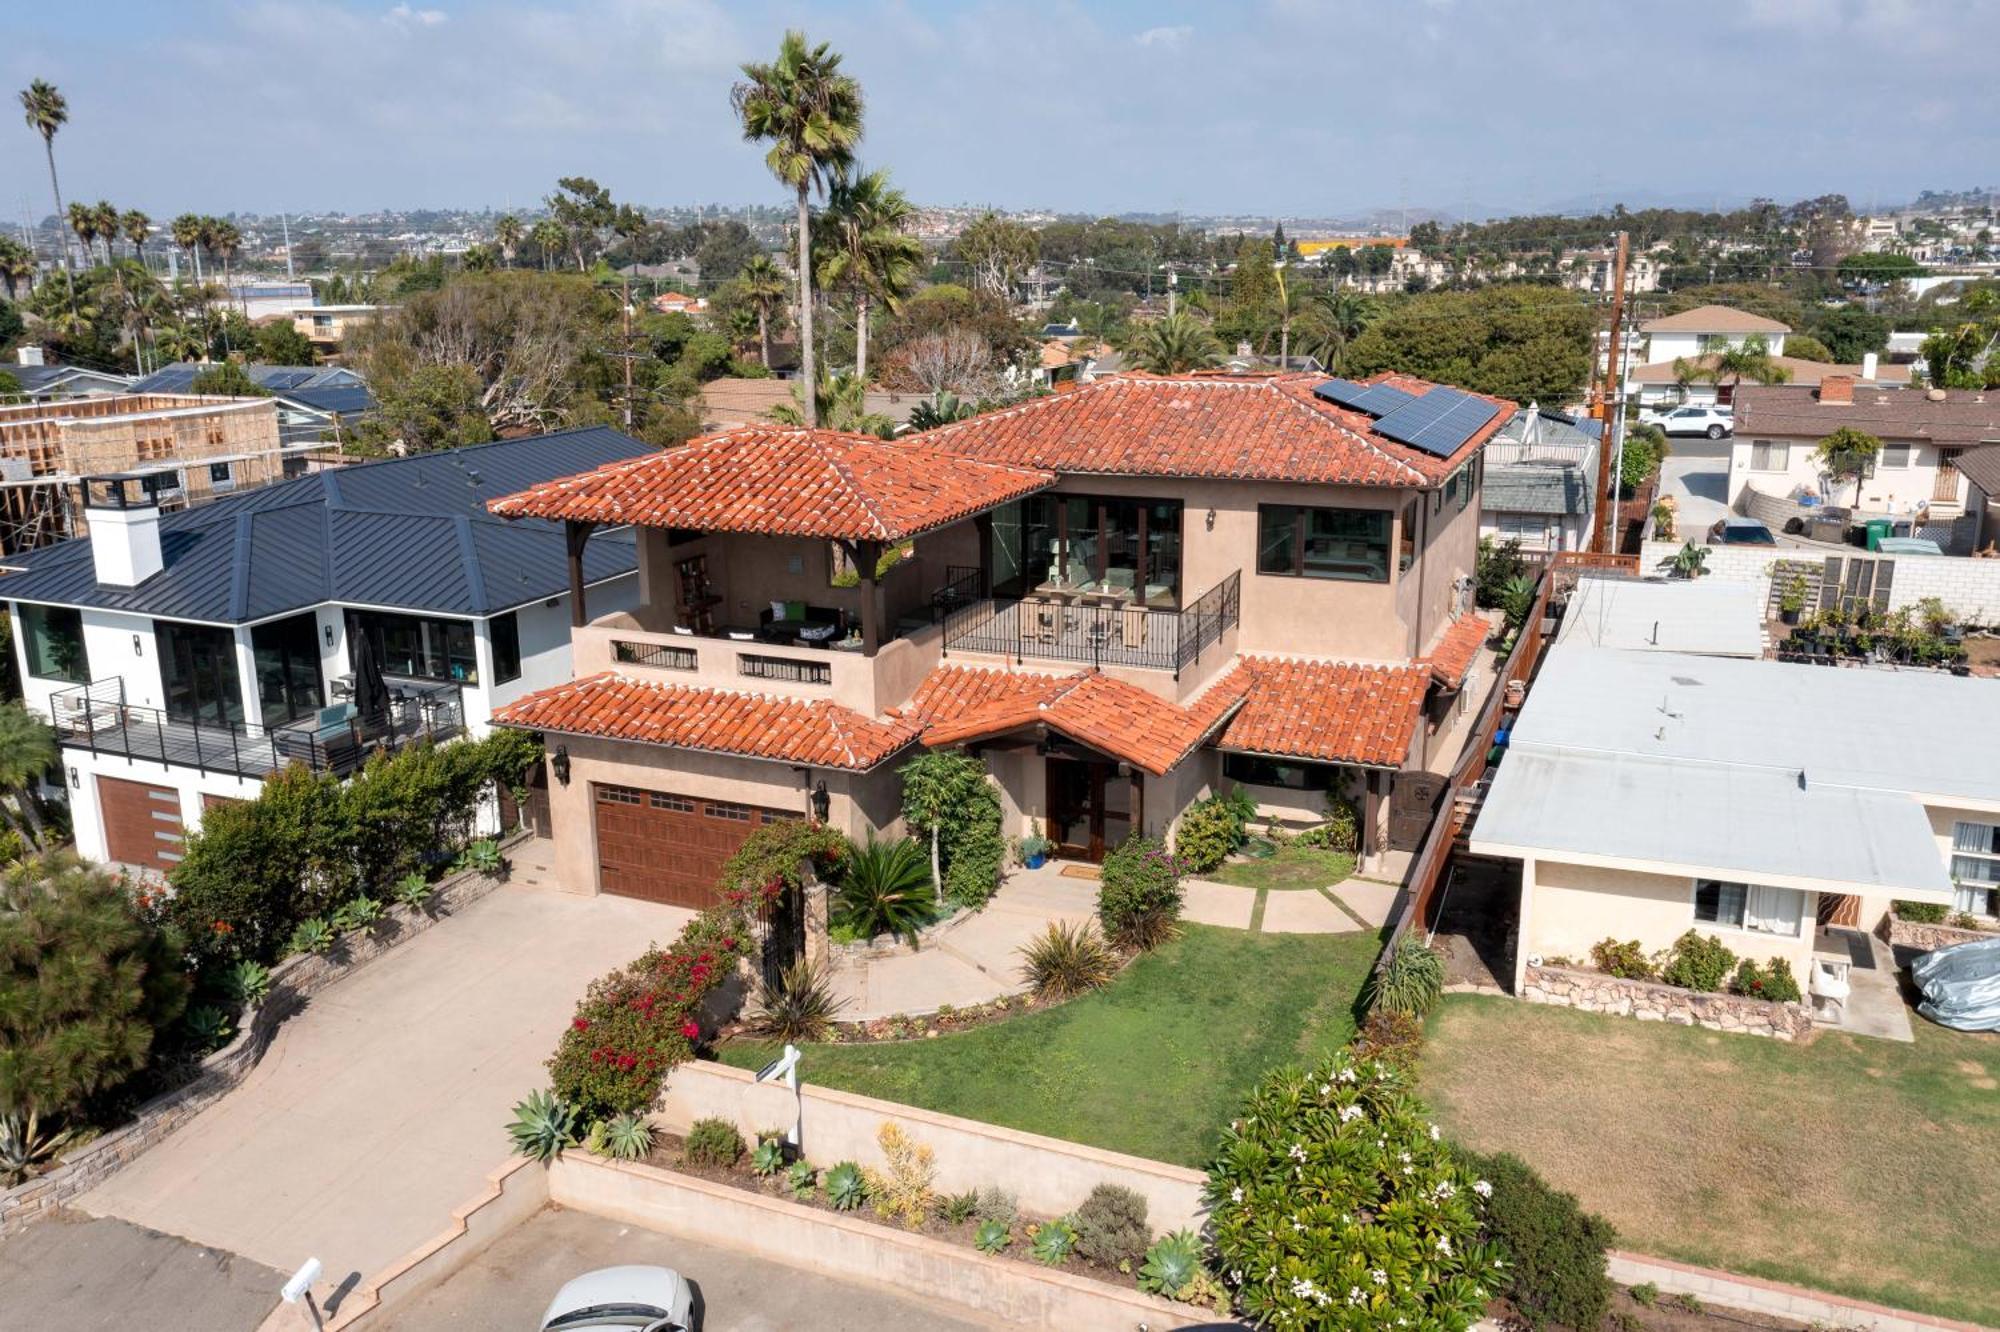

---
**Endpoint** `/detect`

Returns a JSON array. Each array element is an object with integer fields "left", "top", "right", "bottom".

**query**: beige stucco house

[{"left": 486, "top": 372, "right": 1511, "bottom": 909}]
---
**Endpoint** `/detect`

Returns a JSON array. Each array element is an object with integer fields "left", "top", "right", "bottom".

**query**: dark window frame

[
  {"left": 490, "top": 611, "right": 522, "bottom": 685},
  {"left": 1255, "top": 504, "right": 1393, "bottom": 583},
  {"left": 20, "top": 603, "right": 88, "bottom": 683},
  {"left": 1222, "top": 753, "right": 1345, "bottom": 791}
]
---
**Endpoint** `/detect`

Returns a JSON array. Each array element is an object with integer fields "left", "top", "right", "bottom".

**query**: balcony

[
  {"left": 941, "top": 571, "right": 1241, "bottom": 677},
  {"left": 50, "top": 675, "right": 466, "bottom": 780}
]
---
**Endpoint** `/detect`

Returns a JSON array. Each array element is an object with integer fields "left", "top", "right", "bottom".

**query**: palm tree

[
  {"left": 816, "top": 167, "right": 921, "bottom": 384},
  {"left": 739, "top": 252, "right": 788, "bottom": 370},
  {"left": 530, "top": 218, "right": 565, "bottom": 271},
  {"left": 494, "top": 213, "right": 523, "bottom": 268},
  {"left": 170, "top": 213, "right": 205, "bottom": 284},
  {"left": 101, "top": 259, "right": 162, "bottom": 374},
  {"left": 1295, "top": 289, "right": 1378, "bottom": 372},
  {"left": 121, "top": 209, "right": 150, "bottom": 268},
  {"left": 462, "top": 243, "right": 496, "bottom": 272},
  {"left": 0, "top": 238, "right": 32, "bottom": 300},
  {"left": 732, "top": 30, "right": 864, "bottom": 428},
  {"left": 207, "top": 218, "right": 240, "bottom": 290},
  {"left": 770, "top": 370, "right": 894, "bottom": 438},
  {"left": 1120, "top": 309, "right": 1223, "bottom": 374},
  {"left": 90, "top": 201, "right": 119, "bottom": 264},
  {"left": 0, "top": 703, "right": 57, "bottom": 849},
  {"left": 1672, "top": 333, "right": 1791, "bottom": 407},
  {"left": 65, "top": 201, "right": 96, "bottom": 270},
  {"left": 19, "top": 80, "right": 73, "bottom": 305}
]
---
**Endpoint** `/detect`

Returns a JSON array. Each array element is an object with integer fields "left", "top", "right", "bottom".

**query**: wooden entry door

[{"left": 1046, "top": 756, "right": 1128, "bottom": 861}]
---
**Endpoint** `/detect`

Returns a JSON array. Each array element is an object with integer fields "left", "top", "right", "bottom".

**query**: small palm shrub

[
  {"left": 1138, "top": 1229, "right": 1204, "bottom": 1297},
  {"left": 507, "top": 1089, "right": 577, "bottom": 1163},
  {"left": 1097, "top": 835, "right": 1184, "bottom": 950},
  {"left": 750, "top": 1137, "right": 785, "bottom": 1176},
  {"left": 785, "top": 1160, "right": 817, "bottom": 1199},
  {"left": 1018, "top": 920, "right": 1117, "bottom": 999},
  {"left": 220, "top": 959, "right": 271, "bottom": 1008},
  {"left": 1030, "top": 1216, "right": 1079, "bottom": 1266},
  {"left": 823, "top": 1160, "right": 869, "bottom": 1211},
  {"left": 865, "top": 1122, "right": 936, "bottom": 1228},
  {"left": 973, "top": 1218, "right": 1011, "bottom": 1253},
  {"left": 1366, "top": 937, "right": 1445, "bottom": 1017},
  {"left": 330, "top": 895, "right": 382, "bottom": 934},
  {"left": 975, "top": 1185, "right": 1017, "bottom": 1227},
  {"left": 1660, "top": 930, "right": 1734, "bottom": 992},
  {"left": 748, "top": 957, "right": 846, "bottom": 1042},
  {"left": 1456, "top": 1148, "right": 1615, "bottom": 1331},
  {"left": 938, "top": 1190, "right": 980, "bottom": 1225},
  {"left": 1589, "top": 938, "right": 1654, "bottom": 980},
  {"left": 287, "top": 916, "right": 335, "bottom": 956},
  {"left": 683, "top": 1117, "right": 745, "bottom": 1167},
  {"left": 1075, "top": 1182, "right": 1150, "bottom": 1267},
  {"left": 600, "top": 1112, "right": 655, "bottom": 1162},
  {"left": 392, "top": 873, "right": 433, "bottom": 910},
  {"left": 833, "top": 836, "right": 935, "bottom": 945}
]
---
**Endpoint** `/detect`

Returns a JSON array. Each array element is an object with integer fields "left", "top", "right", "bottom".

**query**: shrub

[
  {"left": 785, "top": 1160, "right": 817, "bottom": 1199},
  {"left": 1354, "top": 1008, "right": 1426, "bottom": 1069},
  {"left": 1731, "top": 957, "right": 1803, "bottom": 1004},
  {"left": 1660, "top": 931, "right": 1735, "bottom": 993},
  {"left": 506, "top": 1089, "right": 577, "bottom": 1164},
  {"left": 1138, "top": 1229, "right": 1203, "bottom": 1298},
  {"left": 899, "top": 750, "right": 994, "bottom": 898},
  {"left": 942, "top": 779, "right": 1006, "bottom": 908},
  {"left": 823, "top": 1159, "right": 869, "bottom": 1211},
  {"left": 1018, "top": 920, "right": 1117, "bottom": 999},
  {"left": 865, "top": 1122, "right": 937, "bottom": 1227},
  {"left": 1075, "top": 1183, "right": 1150, "bottom": 1267},
  {"left": 1458, "top": 1149, "right": 1615, "bottom": 1331},
  {"left": 1318, "top": 795, "right": 1360, "bottom": 854},
  {"left": 683, "top": 1117, "right": 745, "bottom": 1167},
  {"left": 1895, "top": 899, "right": 1948, "bottom": 924},
  {"left": 750, "top": 1137, "right": 785, "bottom": 1176},
  {"left": 975, "top": 1185, "right": 1018, "bottom": 1228},
  {"left": 287, "top": 917, "right": 334, "bottom": 956},
  {"left": 1476, "top": 535, "right": 1529, "bottom": 609},
  {"left": 1366, "top": 937, "right": 1445, "bottom": 1017},
  {"left": 939, "top": 1190, "right": 980, "bottom": 1225},
  {"left": 1589, "top": 938, "right": 1654, "bottom": 980},
  {"left": 1174, "top": 795, "right": 1248, "bottom": 875},
  {"left": 1207, "top": 1051, "right": 1502, "bottom": 1329},
  {"left": 973, "top": 1218, "right": 1011, "bottom": 1253},
  {"left": 720, "top": 818, "right": 848, "bottom": 897},
  {"left": 1030, "top": 1216, "right": 1079, "bottom": 1266},
  {"left": 748, "top": 957, "right": 846, "bottom": 1042},
  {"left": 833, "top": 836, "right": 936, "bottom": 945},
  {"left": 1630, "top": 1280, "right": 1658, "bottom": 1306},
  {"left": 1098, "top": 835, "right": 1184, "bottom": 950}
]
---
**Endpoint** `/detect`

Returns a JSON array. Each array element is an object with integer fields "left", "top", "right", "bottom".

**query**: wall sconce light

[
  {"left": 551, "top": 744, "right": 571, "bottom": 786},
  {"left": 810, "top": 779, "right": 830, "bottom": 823},
  {"left": 68, "top": 765, "right": 79, "bottom": 789},
  {"left": 324, "top": 623, "right": 336, "bottom": 647},
  {"left": 1205, "top": 507, "right": 1216, "bottom": 531},
  {"left": 133, "top": 634, "right": 143, "bottom": 656}
]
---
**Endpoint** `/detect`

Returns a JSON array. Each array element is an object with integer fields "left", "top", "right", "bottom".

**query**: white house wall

[
  {"left": 1728, "top": 436, "right": 1956, "bottom": 516},
  {"left": 1640, "top": 540, "right": 2000, "bottom": 626}
]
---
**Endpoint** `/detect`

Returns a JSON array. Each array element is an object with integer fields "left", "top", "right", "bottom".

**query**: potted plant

[
  {"left": 1019, "top": 832, "right": 1051, "bottom": 870},
  {"left": 1778, "top": 576, "right": 1807, "bottom": 626}
]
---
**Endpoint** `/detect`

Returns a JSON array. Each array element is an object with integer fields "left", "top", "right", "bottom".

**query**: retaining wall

[
  {"left": 1522, "top": 963, "right": 1813, "bottom": 1041},
  {"left": 0, "top": 848, "right": 517, "bottom": 1236},
  {"left": 1885, "top": 917, "right": 1995, "bottom": 953}
]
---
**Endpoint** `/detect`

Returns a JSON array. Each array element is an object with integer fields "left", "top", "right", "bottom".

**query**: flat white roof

[{"left": 1557, "top": 576, "right": 1766, "bottom": 658}]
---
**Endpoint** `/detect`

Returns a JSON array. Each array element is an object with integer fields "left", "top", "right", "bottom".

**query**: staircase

[{"left": 1449, "top": 777, "right": 1492, "bottom": 854}]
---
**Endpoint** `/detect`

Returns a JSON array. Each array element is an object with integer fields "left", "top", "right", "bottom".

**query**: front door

[
  {"left": 1046, "top": 756, "right": 1129, "bottom": 861},
  {"left": 1935, "top": 448, "right": 1963, "bottom": 504}
]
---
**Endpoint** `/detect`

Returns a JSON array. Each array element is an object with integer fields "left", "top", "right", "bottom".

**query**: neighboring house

[
  {"left": 0, "top": 429, "right": 650, "bottom": 874},
  {"left": 1479, "top": 406, "right": 1600, "bottom": 553},
  {"left": 223, "top": 280, "right": 315, "bottom": 321},
  {"left": 650, "top": 291, "right": 707, "bottom": 315},
  {"left": 1556, "top": 575, "right": 1765, "bottom": 657},
  {"left": 1728, "top": 380, "right": 2000, "bottom": 538},
  {"left": 291, "top": 304, "right": 392, "bottom": 347},
  {"left": 1470, "top": 642, "right": 1996, "bottom": 994},
  {"left": 1636, "top": 304, "right": 1791, "bottom": 363},
  {"left": 269, "top": 383, "right": 378, "bottom": 450},
  {"left": 1626, "top": 352, "right": 1909, "bottom": 410},
  {"left": 1957, "top": 446, "right": 2000, "bottom": 552},
  {"left": 6, "top": 348, "right": 133, "bottom": 401},
  {"left": 127, "top": 363, "right": 367, "bottom": 396},
  {"left": 697, "top": 376, "right": 921, "bottom": 431},
  {"left": 484, "top": 371, "right": 1508, "bottom": 908}
]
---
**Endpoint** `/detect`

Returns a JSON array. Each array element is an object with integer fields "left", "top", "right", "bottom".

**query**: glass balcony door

[{"left": 157, "top": 621, "right": 245, "bottom": 728}]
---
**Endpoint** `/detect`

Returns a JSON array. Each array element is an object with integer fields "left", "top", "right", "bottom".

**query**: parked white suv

[{"left": 1641, "top": 404, "right": 1734, "bottom": 439}]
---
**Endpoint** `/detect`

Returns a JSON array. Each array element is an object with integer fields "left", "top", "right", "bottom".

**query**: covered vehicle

[
  {"left": 1910, "top": 935, "right": 2000, "bottom": 1032},
  {"left": 540, "top": 1266, "right": 694, "bottom": 1332}
]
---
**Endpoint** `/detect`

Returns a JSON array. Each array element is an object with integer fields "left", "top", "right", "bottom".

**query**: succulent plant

[
  {"left": 823, "top": 1160, "right": 868, "bottom": 1211},
  {"left": 220, "top": 959, "right": 271, "bottom": 1008},
  {"left": 1031, "top": 1216, "right": 1079, "bottom": 1266},
  {"left": 601, "top": 1112, "right": 655, "bottom": 1162},
  {"left": 184, "top": 1004, "right": 234, "bottom": 1050},
  {"left": 331, "top": 895, "right": 382, "bottom": 933},
  {"left": 750, "top": 1138, "right": 785, "bottom": 1176},
  {"left": 287, "top": 916, "right": 335, "bottom": 956},
  {"left": 973, "top": 1218, "right": 1011, "bottom": 1254},
  {"left": 392, "top": 873, "right": 433, "bottom": 909},
  {"left": 1138, "top": 1229, "right": 1204, "bottom": 1297},
  {"left": 506, "top": 1089, "right": 577, "bottom": 1164},
  {"left": 459, "top": 838, "right": 506, "bottom": 876},
  {"left": 785, "top": 1160, "right": 818, "bottom": 1199}
]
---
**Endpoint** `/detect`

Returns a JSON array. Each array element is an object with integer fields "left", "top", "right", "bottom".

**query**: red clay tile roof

[
  {"left": 915, "top": 372, "right": 1512, "bottom": 487},
  {"left": 1212, "top": 656, "right": 1431, "bottom": 768},
  {"left": 486, "top": 425, "right": 1055, "bottom": 540},
  {"left": 1424, "top": 613, "right": 1492, "bottom": 689},
  {"left": 491, "top": 672, "right": 922, "bottom": 771},
  {"left": 905, "top": 665, "right": 1249, "bottom": 776}
]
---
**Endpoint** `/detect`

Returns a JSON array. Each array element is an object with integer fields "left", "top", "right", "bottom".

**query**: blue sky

[{"left": 5, "top": 0, "right": 1996, "bottom": 220}]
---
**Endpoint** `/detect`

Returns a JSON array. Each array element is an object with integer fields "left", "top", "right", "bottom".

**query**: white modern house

[{"left": 2, "top": 429, "right": 648, "bottom": 874}]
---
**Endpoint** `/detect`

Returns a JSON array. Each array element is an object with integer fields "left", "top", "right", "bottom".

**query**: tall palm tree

[
  {"left": 65, "top": 202, "right": 96, "bottom": 270},
  {"left": 1672, "top": 333, "right": 1791, "bottom": 406},
  {"left": 207, "top": 218, "right": 240, "bottom": 289},
  {"left": 816, "top": 167, "right": 921, "bottom": 384},
  {"left": 121, "top": 209, "right": 150, "bottom": 268},
  {"left": 90, "top": 201, "right": 119, "bottom": 263},
  {"left": 19, "top": 80, "right": 74, "bottom": 306},
  {"left": 101, "top": 259, "right": 163, "bottom": 374},
  {"left": 530, "top": 218, "right": 564, "bottom": 271},
  {"left": 1120, "top": 309, "right": 1223, "bottom": 374},
  {"left": 770, "top": 369, "right": 895, "bottom": 438},
  {"left": 739, "top": 252, "right": 789, "bottom": 370},
  {"left": 0, "top": 238, "right": 32, "bottom": 300},
  {"left": 170, "top": 213, "right": 205, "bottom": 284},
  {"left": 494, "top": 213, "right": 523, "bottom": 268},
  {"left": 732, "top": 30, "right": 864, "bottom": 428},
  {"left": 1296, "top": 288, "right": 1378, "bottom": 372}
]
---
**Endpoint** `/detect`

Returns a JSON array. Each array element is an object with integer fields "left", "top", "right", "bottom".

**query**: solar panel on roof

[
  {"left": 1312, "top": 378, "right": 1416, "bottom": 417},
  {"left": 1373, "top": 388, "right": 1500, "bottom": 458}
]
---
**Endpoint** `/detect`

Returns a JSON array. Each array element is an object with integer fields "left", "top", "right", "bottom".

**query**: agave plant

[
  {"left": 973, "top": 1218, "right": 1011, "bottom": 1254},
  {"left": 184, "top": 1004, "right": 234, "bottom": 1051},
  {"left": 287, "top": 916, "right": 335, "bottom": 956},
  {"left": 1138, "top": 1229, "right": 1204, "bottom": 1297},
  {"left": 220, "top": 959, "right": 271, "bottom": 1008},
  {"left": 823, "top": 1160, "right": 869, "bottom": 1211},
  {"left": 392, "top": 872, "right": 434, "bottom": 910},
  {"left": 507, "top": 1089, "right": 578, "bottom": 1164},
  {"left": 458, "top": 838, "right": 507, "bottom": 879},
  {"left": 748, "top": 957, "right": 847, "bottom": 1042},
  {"left": 330, "top": 895, "right": 383, "bottom": 934},
  {"left": 0, "top": 1108, "right": 77, "bottom": 1186},
  {"left": 601, "top": 1112, "right": 655, "bottom": 1162},
  {"left": 785, "top": 1160, "right": 818, "bottom": 1200},
  {"left": 1030, "top": 1216, "right": 1079, "bottom": 1266},
  {"left": 750, "top": 1138, "right": 785, "bottom": 1176}
]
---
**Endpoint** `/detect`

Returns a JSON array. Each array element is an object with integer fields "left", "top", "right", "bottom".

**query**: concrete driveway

[
  {"left": 1658, "top": 447, "right": 1732, "bottom": 537},
  {"left": 80, "top": 875, "right": 690, "bottom": 1294},
  {"left": 0, "top": 1209, "right": 286, "bottom": 1331}
]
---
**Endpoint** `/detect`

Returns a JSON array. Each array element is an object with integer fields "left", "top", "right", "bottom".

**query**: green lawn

[
  {"left": 1207, "top": 846, "right": 1356, "bottom": 892},
  {"left": 1420, "top": 995, "right": 2000, "bottom": 1326},
  {"left": 718, "top": 924, "right": 1383, "bottom": 1166}
]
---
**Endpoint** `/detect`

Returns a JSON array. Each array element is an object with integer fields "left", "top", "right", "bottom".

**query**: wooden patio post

[
  {"left": 565, "top": 520, "right": 597, "bottom": 628},
  {"left": 858, "top": 538, "right": 883, "bottom": 657}
]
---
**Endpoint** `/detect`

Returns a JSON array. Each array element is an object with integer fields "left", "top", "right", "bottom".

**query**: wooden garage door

[
  {"left": 593, "top": 784, "right": 796, "bottom": 908},
  {"left": 99, "top": 775, "right": 184, "bottom": 872}
]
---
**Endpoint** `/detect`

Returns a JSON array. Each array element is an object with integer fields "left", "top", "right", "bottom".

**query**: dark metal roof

[
  {"left": 278, "top": 384, "right": 376, "bottom": 417},
  {"left": 127, "top": 363, "right": 365, "bottom": 395},
  {"left": 0, "top": 428, "right": 647, "bottom": 623},
  {"left": 5, "top": 364, "right": 134, "bottom": 394}
]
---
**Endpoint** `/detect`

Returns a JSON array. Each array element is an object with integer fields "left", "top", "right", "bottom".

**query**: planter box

[
  {"left": 1522, "top": 963, "right": 1812, "bottom": 1041},
  {"left": 547, "top": 1154, "right": 1210, "bottom": 1332}
]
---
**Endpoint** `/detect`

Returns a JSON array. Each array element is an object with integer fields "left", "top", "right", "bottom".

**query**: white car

[
  {"left": 1642, "top": 404, "right": 1734, "bottom": 439},
  {"left": 540, "top": 1266, "right": 694, "bottom": 1332}
]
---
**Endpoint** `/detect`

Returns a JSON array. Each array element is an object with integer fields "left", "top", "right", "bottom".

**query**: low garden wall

[
  {"left": 547, "top": 1154, "right": 1207, "bottom": 1332},
  {"left": 661, "top": 1059, "right": 1207, "bottom": 1231},
  {"left": 1885, "top": 917, "right": 1995, "bottom": 953},
  {"left": 1522, "top": 963, "right": 1813, "bottom": 1041},
  {"left": 0, "top": 840, "right": 521, "bottom": 1237}
]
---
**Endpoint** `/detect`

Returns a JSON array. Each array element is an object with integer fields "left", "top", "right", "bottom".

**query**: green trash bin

[{"left": 1865, "top": 518, "right": 1892, "bottom": 551}]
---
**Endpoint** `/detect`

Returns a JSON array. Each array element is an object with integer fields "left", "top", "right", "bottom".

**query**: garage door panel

[
  {"left": 592, "top": 784, "right": 794, "bottom": 908},
  {"left": 99, "top": 775, "right": 185, "bottom": 873}
]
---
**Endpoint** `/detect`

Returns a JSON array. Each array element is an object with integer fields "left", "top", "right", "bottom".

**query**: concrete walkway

[
  {"left": 80, "top": 876, "right": 692, "bottom": 1291},
  {"left": 1184, "top": 873, "right": 1399, "bottom": 936}
]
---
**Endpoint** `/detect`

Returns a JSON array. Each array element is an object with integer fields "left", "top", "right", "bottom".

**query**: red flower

[
  {"left": 211, "top": 920, "right": 234, "bottom": 934},
  {"left": 680, "top": 1018, "right": 700, "bottom": 1040},
  {"left": 572, "top": 1018, "right": 590, "bottom": 1031},
  {"left": 721, "top": 937, "right": 737, "bottom": 950}
]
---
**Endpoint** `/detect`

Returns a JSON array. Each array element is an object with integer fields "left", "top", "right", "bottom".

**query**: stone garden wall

[
  {"left": 1885, "top": 917, "right": 1995, "bottom": 953},
  {"left": 1522, "top": 963, "right": 1813, "bottom": 1041}
]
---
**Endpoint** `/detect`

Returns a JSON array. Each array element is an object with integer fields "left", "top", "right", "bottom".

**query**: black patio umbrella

[{"left": 352, "top": 634, "right": 391, "bottom": 726}]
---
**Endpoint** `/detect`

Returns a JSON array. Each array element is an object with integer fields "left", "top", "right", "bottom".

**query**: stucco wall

[
  {"left": 1729, "top": 432, "right": 1961, "bottom": 515},
  {"left": 1639, "top": 540, "right": 2000, "bottom": 627},
  {"left": 1523, "top": 858, "right": 1815, "bottom": 983}
]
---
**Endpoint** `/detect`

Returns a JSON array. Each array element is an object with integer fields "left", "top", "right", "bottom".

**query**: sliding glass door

[
  {"left": 251, "top": 613, "right": 326, "bottom": 726},
  {"left": 156, "top": 621, "right": 245, "bottom": 727}
]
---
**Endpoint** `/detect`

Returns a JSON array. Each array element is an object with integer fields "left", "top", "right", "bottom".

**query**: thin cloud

[
  {"left": 1134, "top": 24, "right": 1192, "bottom": 49},
  {"left": 384, "top": 4, "right": 447, "bottom": 27}
]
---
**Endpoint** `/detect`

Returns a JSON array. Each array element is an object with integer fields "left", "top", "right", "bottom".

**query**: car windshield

[
  {"left": 546, "top": 1305, "right": 668, "bottom": 1329},
  {"left": 1728, "top": 526, "right": 1776, "bottom": 544}
]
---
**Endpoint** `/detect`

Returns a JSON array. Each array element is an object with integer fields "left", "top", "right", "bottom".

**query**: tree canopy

[{"left": 1340, "top": 286, "right": 1596, "bottom": 403}]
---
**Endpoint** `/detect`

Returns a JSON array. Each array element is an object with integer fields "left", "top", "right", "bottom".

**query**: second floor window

[
  {"left": 491, "top": 612, "right": 522, "bottom": 684},
  {"left": 349, "top": 609, "right": 479, "bottom": 686},
  {"left": 1257, "top": 505, "right": 1392, "bottom": 583},
  {"left": 20, "top": 604, "right": 87, "bottom": 683}
]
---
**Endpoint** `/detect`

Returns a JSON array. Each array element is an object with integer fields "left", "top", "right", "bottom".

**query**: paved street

[
  {"left": 0, "top": 1209, "right": 285, "bottom": 1331},
  {"left": 79, "top": 868, "right": 691, "bottom": 1294},
  {"left": 370, "top": 1205, "right": 1001, "bottom": 1331}
]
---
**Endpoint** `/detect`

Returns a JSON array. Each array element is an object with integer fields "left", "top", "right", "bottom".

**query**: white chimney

[
  {"left": 84, "top": 475, "right": 165, "bottom": 588},
  {"left": 1861, "top": 351, "right": 1879, "bottom": 381},
  {"left": 16, "top": 345, "right": 44, "bottom": 367}
]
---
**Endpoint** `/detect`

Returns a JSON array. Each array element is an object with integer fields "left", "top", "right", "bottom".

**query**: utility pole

[
  {"left": 1167, "top": 267, "right": 1177, "bottom": 318},
  {"left": 620, "top": 271, "right": 635, "bottom": 430},
  {"left": 281, "top": 213, "right": 295, "bottom": 280},
  {"left": 1590, "top": 231, "right": 1630, "bottom": 554}
]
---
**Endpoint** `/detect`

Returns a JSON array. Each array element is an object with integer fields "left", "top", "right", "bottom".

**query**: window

[
  {"left": 707, "top": 801, "right": 753, "bottom": 822},
  {"left": 597, "top": 785, "right": 642, "bottom": 806},
  {"left": 649, "top": 793, "right": 694, "bottom": 812},
  {"left": 991, "top": 493, "right": 1183, "bottom": 606},
  {"left": 208, "top": 461, "right": 236, "bottom": 492},
  {"left": 1748, "top": 441, "right": 1789, "bottom": 472},
  {"left": 1692, "top": 879, "right": 1803, "bottom": 936},
  {"left": 20, "top": 604, "right": 87, "bottom": 682},
  {"left": 1877, "top": 442, "right": 1913, "bottom": 469},
  {"left": 490, "top": 612, "right": 522, "bottom": 684},
  {"left": 157, "top": 620, "right": 245, "bottom": 727},
  {"left": 1258, "top": 505, "right": 1391, "bottom": 582},
  {"left": 348, "top": 610, "right": 478, "bottom": 685},
  {"left": 249, "top": 612, "right": 324, "bottom": 726},
  {"left": 1222, "top": 754, "right": 1342, "bottom": 791},
  {"left": 1950, "top": 821, "right": 2000, "bottom": 916}
]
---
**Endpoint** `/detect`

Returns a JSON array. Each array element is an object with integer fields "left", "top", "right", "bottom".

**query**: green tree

[
  {"left": 0, "top": 852, "right": 190, "bottom": 1182},
  {"left": 251, "top": 320, "right": 316, "bottom": 366},
  {"left": 732, "top": 30, "right": 864, "bottom": 429},
  {"left": 352, "top": 362, "right": 494, "bottom": 453},
  {"left": 898, "top": 750, "right": 988, "bottom": 900},
  {"left": 816, "top": 167, "right": 921, "bottom": 383},
  {"left": 738, "top": 253, "right": 789, "bottom": 370},
  {"left": 1217, "top": 236, "right": 1280, "bottom": 353},
  {"left": 1672, "top": 333, "right": 1791, "bottom": 401},
  {"left": 19, "top": 79, "right": 74, "bottom": 305},
  {"left": 1341, "top": 286, "right": 1595, "bottom": 401},
  {"left": 530, "top": 218, "right": 566, "bottom": 271},
  {"left": 769, "top": 369, "right": 894, "bottom": 438},
  {"left": 66, "top": 201, "right": 98, "bottom": 269},
  {"left": 0, "top": 704, "right": 54, "bottom": 848},
  {"left": 1814, "top": 425, "right": 1882, "bottom": 507},
  {"left": 189, "top": 362, "right": 269, "bottom": 397},
  {"left": 1619, "top": 422, "right": 1669, "bottom": 498},
  {"left": 545, "top": 176, "right": 616, "bottom": 272},
  {"left": 1837, "top": 251, "right": 1924, "bottom": 284},
  {"left": 1119, "top": 309, "right": 1223, "bottom": 374},
  {"left": 120, "top": 209, "right": 151, "bottom": 267},
  {"left": 1809, "top": 305, "right": 1889, "bottom": 362},
  {"left": 90, "top": 200, "right": 119, "bottom": 265},
  {"left": 0, "top": 239, "right": 33, "bottom": 301},
  {"left": 493, "top": 213, "right": 523, "bottom": 268},
  {"left": 693, "top": 218, "right": 759, "bottom": 283},
  {"left": 1294, "top": 288, "right": 1379, "bottom": 372},
  {"left": 953, "top": 211, "right": 1038, "bottom": 300},
  {"left": 1780, "top": 333, "right": 1832, "bottom": 362},
  {"left": 169, "top": 213, "right": 206, "bottom": 285}
]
